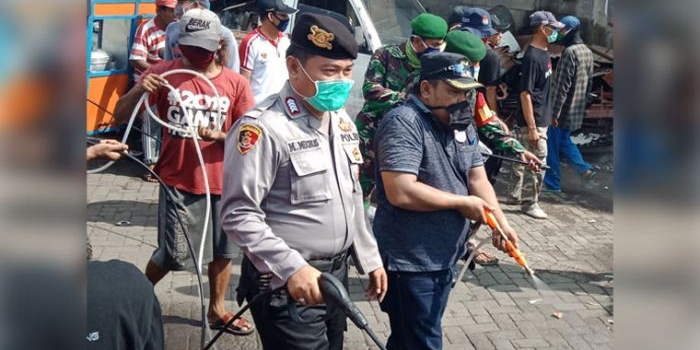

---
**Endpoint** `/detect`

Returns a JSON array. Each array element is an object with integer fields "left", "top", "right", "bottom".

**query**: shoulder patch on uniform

[
  {"left": 338, "top": 118, "right": 353, "bottom": 132},
  {"left": 285, "top": 97, "right": 300, "bottom": 115},
  {"left": 352, "top": 147, "right": 362, "bottom": 163},
  {"left": 237, "top": 124, "right": 262, "bottom": 154}
]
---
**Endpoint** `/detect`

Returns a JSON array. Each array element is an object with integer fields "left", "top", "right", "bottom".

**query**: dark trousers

[
  {"left": 237, "top": 256, "right": 348, "bottom": 350},
  {"left": 380, "top": 268, "right": 454, "bottom": 350}
]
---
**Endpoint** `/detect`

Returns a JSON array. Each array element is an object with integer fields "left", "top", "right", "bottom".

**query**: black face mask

[{"left": 427, "top": 100, "right": 474, "bottom": 131}]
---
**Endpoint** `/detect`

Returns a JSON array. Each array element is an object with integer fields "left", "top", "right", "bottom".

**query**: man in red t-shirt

[{"left": 116, "top": 9, "right": 256, "bottom": 336}]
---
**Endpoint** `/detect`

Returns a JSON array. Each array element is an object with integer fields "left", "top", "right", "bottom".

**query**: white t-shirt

[{"left": 239, "top": 28, "right": 290, "bottom": 104}]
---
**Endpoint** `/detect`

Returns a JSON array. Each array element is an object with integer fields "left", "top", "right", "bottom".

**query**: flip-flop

[
  {"left": 141, "top": 173, "right": 159, "bottom": 183},
  {"left": 473, "top": 251, "right": 499, "bottom": 266},
  {"left": 209, "top": 312, "right": 255, "bottom": 336}
]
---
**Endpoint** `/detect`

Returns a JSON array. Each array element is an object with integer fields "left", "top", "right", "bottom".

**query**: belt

[{"left": 306, "top": 250, "right": 348, "bottom": 272}]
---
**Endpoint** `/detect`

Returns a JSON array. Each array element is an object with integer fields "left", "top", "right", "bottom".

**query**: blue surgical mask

[
  {"left": 277, "top": 18, "right": 290, "bottom": 32},
  {"left": 417, "top": 37, "right": 443, "bottom": 56},
  {"left": 272, "top": 13, "right": 290, "bottom": 32},
  {"left": 297, "top": 60, "right": 355, "bottom": 112}
]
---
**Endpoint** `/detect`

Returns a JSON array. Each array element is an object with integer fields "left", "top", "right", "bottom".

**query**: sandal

[
  {"left": 209, "top": 312, "right": 255, "bottom": 336},
  {"left": 141, "top": 173, "right": 159, "bottom": 183},
  {"left": 473, "top": 251, "right": 499, "bottom": 266}
]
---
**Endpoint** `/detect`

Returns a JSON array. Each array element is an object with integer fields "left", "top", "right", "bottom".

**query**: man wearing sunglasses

[
  {"left": 355, "top": 13, "right": 448, "bottom": 201},
  {"left": 373, "top": 52, "right": 519, "bottom": 350},
  {"left": 509, "top": 11, "right": 564, "bottom": 219},
  {"left": 239, "top": 0, "right": 298, "bottom": 103}
]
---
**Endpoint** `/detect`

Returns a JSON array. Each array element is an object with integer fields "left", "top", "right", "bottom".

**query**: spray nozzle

[{"left": 483, "top": 209, "right": 534, "bottom": 276}]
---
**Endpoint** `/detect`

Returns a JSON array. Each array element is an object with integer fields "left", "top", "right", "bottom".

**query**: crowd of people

[{"left": 88, "top": 1, "right": 599, "bottom": 349}]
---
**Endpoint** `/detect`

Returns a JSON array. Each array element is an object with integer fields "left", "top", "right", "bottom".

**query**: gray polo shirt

[{"left": 373, "top": 95, "right": 483, "bottom": 272}]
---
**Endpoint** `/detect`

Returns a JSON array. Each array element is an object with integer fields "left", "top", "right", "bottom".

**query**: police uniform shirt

[{"left": 221, "top": 82, "right": 382, "bottom": 289}]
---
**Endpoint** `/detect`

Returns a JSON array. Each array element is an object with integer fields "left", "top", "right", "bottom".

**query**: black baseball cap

[
  {"left": 420, "top": 52, "right": 482, "bottom": 91},
  {"left": 256, "top": 0, "right": 298, "bottom": 14}
]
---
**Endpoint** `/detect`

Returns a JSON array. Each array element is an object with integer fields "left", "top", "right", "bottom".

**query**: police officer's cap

[
  {"left": 289, "top": 13, "right": 357, "bottom": 60},
  {"left": 420, "top": 52, "right": 482, "bottom": 91}
]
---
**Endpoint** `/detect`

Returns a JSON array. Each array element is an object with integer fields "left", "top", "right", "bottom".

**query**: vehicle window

[
  {"left": 216, "top": 1, "right": 259, "bottom": 32},
  {"left": 360, "top": 0, "right": 424, "bottom": 46}
]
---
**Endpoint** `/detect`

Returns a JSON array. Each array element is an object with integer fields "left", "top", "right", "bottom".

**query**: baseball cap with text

[
  {"left": 178, "top": 8, "right": 222, "bottom": 52},
  {"left": 459, "top": 7, "right": 497, "bottom": 38}
]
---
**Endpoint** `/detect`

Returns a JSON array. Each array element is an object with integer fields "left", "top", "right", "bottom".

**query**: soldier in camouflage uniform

[{"left": 355, "top": 13, "right": 448, "bottom": 197}]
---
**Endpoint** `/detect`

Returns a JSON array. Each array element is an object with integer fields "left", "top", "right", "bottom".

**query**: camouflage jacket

[{"left": 355, "top": 42, "right": 417, "bottom": 195}]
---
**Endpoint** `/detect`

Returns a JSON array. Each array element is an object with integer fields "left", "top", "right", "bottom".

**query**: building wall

[{"left": 421, "top": 0, "right": 612, "bottom": 47}]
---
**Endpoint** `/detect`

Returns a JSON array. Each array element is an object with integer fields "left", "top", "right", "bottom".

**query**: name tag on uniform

[{"left": 288, "top": 137, "right": 321, "bottom": 153}]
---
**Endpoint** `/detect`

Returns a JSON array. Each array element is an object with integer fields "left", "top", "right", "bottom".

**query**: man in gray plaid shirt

[{"left": 544, "top": 15, "right": 597, "bottom": 192}]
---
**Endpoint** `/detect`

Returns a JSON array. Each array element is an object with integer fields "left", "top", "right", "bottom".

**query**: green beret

[
  {"left": 411, "top": 13, "right": 448, "bottom": 39},
  {"left": 444, "top": 30, "right": 487, "bottom": 63}
]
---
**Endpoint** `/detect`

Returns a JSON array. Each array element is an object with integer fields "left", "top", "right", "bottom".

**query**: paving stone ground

[{"left": 87, "top": 148, "right": 613, "bottom": 350}]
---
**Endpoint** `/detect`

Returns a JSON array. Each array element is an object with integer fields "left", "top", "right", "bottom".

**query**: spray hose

[{"left": 483, "top": 208, "right": 534, "bottom": 276}]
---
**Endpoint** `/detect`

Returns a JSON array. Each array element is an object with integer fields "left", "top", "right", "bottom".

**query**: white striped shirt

[
  {"left": 130, "top": 18, "right": 167, "bottom": 79},
  {"left": 239, "top": 28, "right": 290, "bottom": 104}
]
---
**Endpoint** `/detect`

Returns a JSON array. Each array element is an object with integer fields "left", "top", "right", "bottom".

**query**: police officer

[{"left": 221, "top": 13, "right": 387, "bottom": 350}]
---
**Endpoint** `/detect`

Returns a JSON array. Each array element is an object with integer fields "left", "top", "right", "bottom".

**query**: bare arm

[
  {"left": 485, "top": 86, "right": 501, "bottom": 117},
  {"left": 114, "top": 73, "right": 168, "bottom": 124},
  {"left": 519, "top": 91, "right": 538, "bottom": 146},
  {"left": 380, "top": 171, "right": 491, "bottom": 222},
  {"left": 130, "top": 59, "right": 150, "bottom": 73}
]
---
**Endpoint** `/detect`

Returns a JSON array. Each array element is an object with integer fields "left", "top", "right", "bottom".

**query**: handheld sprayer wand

[{"left": 483, "top": 208, "right": 535, "bottom": 276}]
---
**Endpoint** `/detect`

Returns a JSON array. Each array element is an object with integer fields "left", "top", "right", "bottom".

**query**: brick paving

[{"left": 87, "top": 150, "right": 613, "bottom": 350}]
